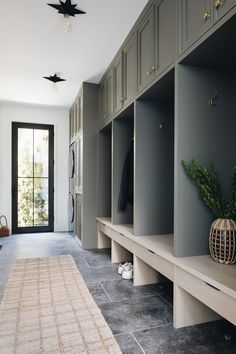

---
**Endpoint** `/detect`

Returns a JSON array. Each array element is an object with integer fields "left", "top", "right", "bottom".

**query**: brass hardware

[
  {"left": 208, "top": 90, "right": 218, "bottom": 106},
  {"left": 120, "top": 97, "right": 125, "bottom": 103},
  {"left": 215, "top": 0, "right": 223, "bottom": 8},
  {"left": 159, "top": 119, "right": 166, "bottom": 129},
  {"left": 152, "top": 65, "right": 156, "bottom": 72},
  {"left": 203, "top": 11, "right": 210, "bottom": 20},
  {"left": 146, "top": 71, "right": 150, "bottom": 76}
]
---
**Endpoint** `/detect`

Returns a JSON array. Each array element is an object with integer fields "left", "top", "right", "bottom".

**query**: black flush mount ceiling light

[
  {"left": 43, "top": 74, "right": 66, "bottom": 83},
  {"left": 48, "top": 0, "right": 86, "bottom": 33}
]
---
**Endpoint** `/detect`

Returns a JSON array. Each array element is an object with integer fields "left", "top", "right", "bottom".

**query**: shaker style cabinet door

[
  {"left": 123, "top": 33, "right": 137, "bottom": 106},
  {"left": 180, "top": 0, "right": 213, "bottom": 53},
  {"left": 137, "top": 7, "right": 155, "bottom": 91},
  {"left": 214, "top": 0, "right": 236, "bottom": 22},
  {"left": 99, "top": 69, "right": 113, "bottom": 128},
  {"left": 113, "top": 54, "right": 123, "bottom": 115},
  {"left": 154, "top": 0, "right": 175, "bottom": 75},
  {"left": 106, "top": 69, "right": 113, "bottom": 121}
]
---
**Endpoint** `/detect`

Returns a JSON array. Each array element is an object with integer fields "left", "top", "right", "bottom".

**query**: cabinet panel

[
  {"left": 137, "top": 7, "right": 155, "bottom": 91},
  {"left": 155, "top": 0, "right": 175, "bottom": 75},
  {"left": 99, "top": 81, "right": 106, "bottom": 127},
  {"left": 123, "top": 34, "right": 137, "bottom": 105},
  {"left": 113, "top": 55, "right": 123, "bottom": 115},
  {"left": 180, "top": 0, "right": 213, "bottom": 53},
  {"left": 99, "top": 69, "right": 113, "bottom": 128},
  {"left": 106, "top": 70, "right": 113, "bottom": 120},
  {"left": 214, "top": 0, "right": 236, "bottom": 21}
]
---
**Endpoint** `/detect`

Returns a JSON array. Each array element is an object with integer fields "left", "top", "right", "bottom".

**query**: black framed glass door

[{"left": 12, "top": 122, "right": 54, "bottom": 233}]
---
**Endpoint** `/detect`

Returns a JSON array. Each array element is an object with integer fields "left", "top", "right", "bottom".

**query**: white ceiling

[{"left": 0, "top": 0, "right": 148, "bottom": 108}]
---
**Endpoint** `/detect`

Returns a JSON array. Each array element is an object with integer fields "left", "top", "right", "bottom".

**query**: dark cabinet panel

[
  {"left": 123, "top": 34, "right": 137, "bottom": 106},
  {"left": 137, "top": 7, "right": 155, "bottom": 91},
  {"left": 154, "top": 0, "right": 175, "bottom": 75},
  {"left": 180, "top": 0, "right": 213, "bottom": 53},
  {"left": 99, "top": 69, "right": 113, "bottom": 128},
  {"left": 214, "top": 0, "right": 236, "bottom": 22},
  {"left": 113, "top": 55, "right": 123, "bottom": 115}
]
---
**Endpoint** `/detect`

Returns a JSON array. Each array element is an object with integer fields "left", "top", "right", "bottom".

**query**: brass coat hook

[
  {"left": 208, "top": 90, "right": 219, "bottom": 106},
  {"left": 159, "top": 119, "right": 166, "bottom": 129}
]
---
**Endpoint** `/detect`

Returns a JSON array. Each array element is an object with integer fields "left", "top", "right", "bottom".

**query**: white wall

[{"left": 0, "top": 101, "right": 69, "bottom": 232}]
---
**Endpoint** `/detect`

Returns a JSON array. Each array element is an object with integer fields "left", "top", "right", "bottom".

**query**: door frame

[{"left": 12, "top": 122, "right": 54, "bottom": 234}]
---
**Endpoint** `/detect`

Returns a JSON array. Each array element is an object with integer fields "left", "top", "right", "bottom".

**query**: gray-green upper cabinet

[
  {"left": 106, "top": 69, "right": 113, "bottom": 121},
  {"left": 113, "top": 54, "right": 123, "bottom": 115},
  {"left": 180, "top": 0, "right": 213, "bottom": 53},
  {"left": 99, "top": 69, "right": 113, "bottom": 129},
  {"left": 113, "top": 34, "right": 137, "bottom": 115},
  {"left": 123, "top": 33, "right": 137, "bottom": 106},
  {"left": 137, "top": 7, "right": 155, "bottom": 91},
  {"left": 213, "top": 0, "right": 236, "bottom": 22},
  {"left": 99, "top": 81, "right": 106, "bottom": 128},
  {"left": 154, "top": 0, "right": 175, "bottom": 76}
]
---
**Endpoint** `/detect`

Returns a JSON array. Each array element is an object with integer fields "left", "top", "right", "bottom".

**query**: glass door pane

[{"left": 12, "top": 123, "right": 54, "bottom": 233}]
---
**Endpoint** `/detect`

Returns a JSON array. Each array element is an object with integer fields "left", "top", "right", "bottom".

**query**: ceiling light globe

[{"left": 64, "top": 14, "right": 73, "bottom": 33}]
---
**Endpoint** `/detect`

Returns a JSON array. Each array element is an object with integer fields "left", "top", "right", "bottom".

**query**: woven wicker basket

[{"left": 209, "top": 219, "right": 236, "bottom": 264}]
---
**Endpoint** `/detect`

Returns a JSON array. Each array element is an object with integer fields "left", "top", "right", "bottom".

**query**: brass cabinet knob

[
  {"left": 120, "top": 97, "right": 125, "bottom": 103},
  {"left": 152, "top": 65, "right": 156, "bottom": 72},
  {"left": 203, "top": 11, "right": 211, "bottom": 20},
  {"left": 146, "top": 71, "right": 150, "bottom": 76},
  {"left": 215, "top": 0, "right": 223, "bottom": 8}
]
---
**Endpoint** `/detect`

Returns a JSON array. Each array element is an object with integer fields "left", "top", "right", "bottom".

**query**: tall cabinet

[{"left": 69, "top": 82, "right": 99, "bottom": 249}]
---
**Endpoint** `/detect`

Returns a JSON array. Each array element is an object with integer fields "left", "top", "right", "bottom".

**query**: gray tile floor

[{"left": 0, "top": 232, "right": 235, "bottom": 354}]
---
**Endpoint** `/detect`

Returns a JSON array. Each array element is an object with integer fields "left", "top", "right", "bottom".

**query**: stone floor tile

[
  {"left": 99, "top": 295, "right": 172, "bottom": 334},
  {"left": 101, "top": 278, "right": 168, "bottom": 301},
  {"left": 115, "top": 333, "right": 143, "bottom": 354}
]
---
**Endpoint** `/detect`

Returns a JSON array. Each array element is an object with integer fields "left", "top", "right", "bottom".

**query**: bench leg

[
  {"left": 97, "top": 229, "right": 111, "bottom": 249},
  {"left": 173, "top": 283, "right": 220, "bottom": 328},
  {"left": 133, "top": 255, "right": 159, "bottom": 286}
]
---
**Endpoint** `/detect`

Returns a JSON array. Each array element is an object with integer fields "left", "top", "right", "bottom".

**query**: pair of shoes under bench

[{"left": 118, "top": 262, "right": 133, "bottom": 279}]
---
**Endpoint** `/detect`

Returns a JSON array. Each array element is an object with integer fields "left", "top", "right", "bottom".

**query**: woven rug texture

[{"left": 0, "top": 255, "right": 122, "bottom": 354}]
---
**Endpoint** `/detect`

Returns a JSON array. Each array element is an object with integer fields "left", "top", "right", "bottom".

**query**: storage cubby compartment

[
  {"left": 175, "top": 64, "right": 236, "bottom": 257},
  {"left": 134, "top": 70, "right": 174, "bottom": 236},
  {"left": 112, "top": 106, "right": 134, "bottom": 225},
  {"left": 97, "top": 123, "right": 112, "bottom": 218}
]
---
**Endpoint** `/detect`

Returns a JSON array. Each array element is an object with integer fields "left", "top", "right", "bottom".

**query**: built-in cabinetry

[
  {"left": 179, "top": 0, "right": 236, "bottom": 54},
  {"left": 99, "top": 69, "right": 113, "bottom": 129},
  {"left": 95, "top": 0, "right": 236, "bottom": 331},
  {"left": 69, "top": 82, "right": 99, "bottom": 249}
]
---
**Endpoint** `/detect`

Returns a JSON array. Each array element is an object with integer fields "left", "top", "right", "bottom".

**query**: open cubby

[
  {"left": 175, "top": 64, "right": 236, "bottom": 257},
  {"left": 112, "top": 106, "right": 134, "bottom": 225},
  {"left": 97, "top": 123, "right": 112, "bottom": 218},
  {"left": 134, "top": 71, "right": 174, "bottom": 236}
]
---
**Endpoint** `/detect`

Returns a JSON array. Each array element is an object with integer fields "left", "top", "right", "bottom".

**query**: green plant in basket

[{"left": 181, "top": 159, "right": 236, "bottom": 264}]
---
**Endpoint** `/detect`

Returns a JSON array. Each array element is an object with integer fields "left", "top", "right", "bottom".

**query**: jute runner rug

[{"left": 0, "top": 255, "right": 122, "bottom": 354}]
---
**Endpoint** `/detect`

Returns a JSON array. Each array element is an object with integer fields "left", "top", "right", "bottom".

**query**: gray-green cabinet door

[
  {"left": 214, "top": 0, "right": 236, "bottom": 22},
  {"left": 137, "top": 7, "right": 155, "bottom": 91},
  {"left": 106, "top": 69, "right": 113, "bottom": 121},
  {"left": 113, "top": 54, "right": 123, "bottom": 115},
  {"left": 123, "top": 33, "right": 137, "bottom": 106},
  {"left": 154, "top": 0, "right": 175, "bottom": 76},
  {"left": 99, "top": 81, "right": 106, "bottom": 128},
  {"left": 180, "top": 0, "right": 213, "bottom": 53}
]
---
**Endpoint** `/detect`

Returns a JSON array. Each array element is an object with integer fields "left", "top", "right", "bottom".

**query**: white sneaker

[
  {"left": 118, "top": 262, "right": 129, "bottom": 274},
  {"left": 122, "top": 264, "right": 133, "bottom": 280}
]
